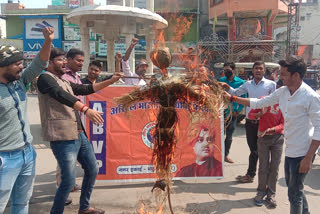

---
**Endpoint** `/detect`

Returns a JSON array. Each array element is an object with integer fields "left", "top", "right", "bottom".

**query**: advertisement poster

[
  {"left": 86, "top": 87, "right": 224, "bottom": 181},
  {"left": 98, "top": 39, "right": 146, "bottom": 56},
  {"left": 236, "top": 17, "right": 266, "bottom": 40},
  {"left": 64, "top": 26, "right": 96, "bottom": 41},
  {"left": 98, "top": 40, "right": 126, "bottom": 56},
  {"left": 63, "top": 16, "right": 78, "bottom": 27},
  {"left": 25, "top": 18, "right": 59, "bottom": 39},
  {"left": 64, "top": 27, "right": 81, "bottom": 40},
  {"left": 69, "top": 0, "right": 80, "bottom": 8}
]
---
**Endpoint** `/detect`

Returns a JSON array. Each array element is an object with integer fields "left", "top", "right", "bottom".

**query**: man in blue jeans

[
  {"left": 0, "top": 27, "right": 54, "bottom": 213},
  {"left": 223, "top": 55, "right": 320, "bottom": 214},
  {"left": 219, "top": 62, "right": 246, "bottom": 163},
  {"left": 37, "top": 48, "right": 122, "bottom": 214}
]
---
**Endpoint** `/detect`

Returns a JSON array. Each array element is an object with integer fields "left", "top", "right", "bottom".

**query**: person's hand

[
  {"left": 255, "top": 112, "right": 263, "bottom": 119},
  {"left": 218, "top": 82, "right": 230, "bottom": 91},
  {"left": 257, "top": 130, "right": 267, "bottom": 138},
  {"left": 43, "top": 27, "right": 54, "bottom": 42},
  {"left": 130, "top": 38, "right": 139, "bottom": 48},
  {"left": 115, "top": 52, "right": 122, "bottom": 62},
  {"left": 299, "top": 156, "right": 313, "bottom": 173},
  {"left": 85, "top": 108, "right": 104, "bottom": 125},
  {"left": 261, "top": 107, "right": 267, "bottom": 115},
  {"left": 111, "top": 71, "right": 123, "bottom": 83},
  {"left": 223, "top": 91, "right": 231, "bottom": 101}
]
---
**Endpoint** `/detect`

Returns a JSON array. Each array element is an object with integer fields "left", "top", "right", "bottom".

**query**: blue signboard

[
  {"left": 24, "top": 39, "right": 62, "bottom": 52},
  {"left": 21, "top": 15, "right": 62, "bottom": 54}
]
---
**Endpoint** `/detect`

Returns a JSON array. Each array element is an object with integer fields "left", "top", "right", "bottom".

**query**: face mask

[{"left": 224, "top": 69, "right": 233, "bottom": 78}]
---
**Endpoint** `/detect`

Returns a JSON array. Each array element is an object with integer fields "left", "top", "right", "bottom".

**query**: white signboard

[
  {"left": 63, "top": 41, "right": 81, "bottom": 51},
  {"left": 98, "top": 40, "right": 126, "bottom": 56},
  {"left": 25, "top": 19, "right": 59, "bottom": 39},
  {"left": 64, "top": 27, "right": 81, "bottom": 40},
  {"left": 64, "top": 27, "right": 96, "bottom": 41}
]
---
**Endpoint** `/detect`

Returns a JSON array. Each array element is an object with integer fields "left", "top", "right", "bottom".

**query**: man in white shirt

[
  {"left": 226, "top": 61, "right": 276, "bottom": 183},
  {"left": 119, "top": 38, "right": 148, "bottom": 86},
  {"left": 224, "top": 55, "right": 320, "bottom": 214}
]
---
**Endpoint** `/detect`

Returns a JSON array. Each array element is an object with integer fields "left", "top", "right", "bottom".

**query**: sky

[
  {"left": 0, "top": 0, "right": 107, "bottom": 9},
  {"left": 0, "top": 0, "right": 310, "bottom": 11},
  {"left": 0, "top": 0, "right": 310, "bottom": 9}
]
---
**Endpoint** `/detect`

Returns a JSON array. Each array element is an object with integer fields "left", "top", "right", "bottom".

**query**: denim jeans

[
  {"left": 225, "top": 116, "right": 237, "bottom": 156},
  {"left": 0, "top": 144, "right": 36, "bottom": 214},
  {"left": 285, "top": 156, "right": 310, "bottom": 214},
  {"left": 50, "top": 131, "right": 98, "bottom": 214}
]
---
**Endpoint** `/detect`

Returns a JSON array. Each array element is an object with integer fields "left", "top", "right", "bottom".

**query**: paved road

[{"left": 5, "top": 94, "right": 320, "bottom": 214}]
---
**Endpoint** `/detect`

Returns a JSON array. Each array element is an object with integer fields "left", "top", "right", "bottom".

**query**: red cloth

[
  {"left": 248, "top": 104, "right": 284, "bottom": 134},
  {"left": 176, "top": 157, "right": 222, "bottom": 177}
]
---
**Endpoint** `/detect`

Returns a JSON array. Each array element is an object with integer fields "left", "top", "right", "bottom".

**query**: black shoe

[
  {"left": 65, "top": 197, "right": 72, "bottom": 206},
  {"left": 266, "top": 197, "right": 277, "bottom": 208}
]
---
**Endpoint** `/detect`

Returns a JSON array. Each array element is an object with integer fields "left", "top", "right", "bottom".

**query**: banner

[
  {"left": 25, "top": 18, "right": 59, "bottom": 39},
  {"left": 86, "top": 86, "right": 224, "bottom": 181}
]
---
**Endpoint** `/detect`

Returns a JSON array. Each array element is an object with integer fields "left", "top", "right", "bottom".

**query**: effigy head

[{"left": 150, "top": 46, "right": 172, "bottom": 70}]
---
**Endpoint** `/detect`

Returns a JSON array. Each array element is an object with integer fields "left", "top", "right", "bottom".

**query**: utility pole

[{"left": 286, "top": 1, "right": 300, "bottom": 57}]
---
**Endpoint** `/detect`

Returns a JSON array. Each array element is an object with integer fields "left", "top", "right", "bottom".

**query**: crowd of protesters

[{"left": 0, "top": 30, "right": 319, "bottom": 214}]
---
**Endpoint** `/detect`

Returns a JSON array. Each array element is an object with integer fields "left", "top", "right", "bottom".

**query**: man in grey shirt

[
  {"left": 0, "top": 27, "right": 53, "bottom": 213},
  {"left": 223, "top": 61, "right": 276, "bottom": 183}
]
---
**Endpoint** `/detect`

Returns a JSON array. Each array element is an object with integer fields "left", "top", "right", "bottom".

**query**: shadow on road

[
  {"left": 173, "top": 180, "right": 256, "bottom": 195},
  {"left": 185, "top": 198, "right": 255, "bottom": 214},
  {"left": 278, "top": 164, "right": 320, "bottom": 196}
]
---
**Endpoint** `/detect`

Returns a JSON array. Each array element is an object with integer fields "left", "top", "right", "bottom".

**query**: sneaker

[
  {"left": 65, "top": 197, "right": 72, "bottom": 206},
  {"left": 224, "top": 156, "right": 234, "bottom": 163},
  {"left": 71, "top": 184, "right": 81, "bottom": 192},
  {"left": 236, "top": 174, "right": 254, "bottom": 183},
  {"left": 254, "top": 193, "right": 266, "bottom": 207},
  {"left": 266, "top": 197, "right": 277, "bottom": 208}
]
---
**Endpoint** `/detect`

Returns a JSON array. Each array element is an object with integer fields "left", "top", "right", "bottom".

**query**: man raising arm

[{"left": 0, "top": 27, "right": 54, "bottom": 214}]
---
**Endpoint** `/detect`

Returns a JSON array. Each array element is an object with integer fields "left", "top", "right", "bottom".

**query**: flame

[
  {"left": 155, "top": 30, "right": 166, "bottom": 49},
  {"left": 170, "top": 15, "right": 193, "bottom": 42},
  {"left": 139, "top": 203, "right": 163, "bottom": 214}
]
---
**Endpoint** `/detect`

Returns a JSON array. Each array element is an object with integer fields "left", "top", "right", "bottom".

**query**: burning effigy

[{"left": 115, "top": 43, "right": 229, "bottom": 213}]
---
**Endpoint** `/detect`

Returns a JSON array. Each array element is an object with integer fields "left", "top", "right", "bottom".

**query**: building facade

[
  {"left": 298, "top": 0, "right": 320, "bottom": 65},
  {"left": 208, "top": 0, "right": 288, "bottom": 63}
]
